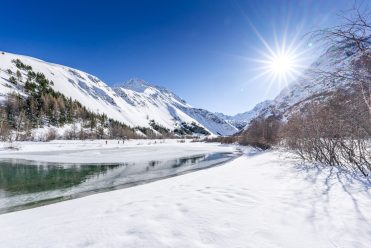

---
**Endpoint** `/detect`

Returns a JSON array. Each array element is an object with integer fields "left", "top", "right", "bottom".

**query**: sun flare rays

[{"left": 244, "top": 20, "right": 311, "bottom": 93}]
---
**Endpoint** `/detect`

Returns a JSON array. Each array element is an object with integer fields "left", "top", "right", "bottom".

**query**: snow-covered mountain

[
  {"left": 215, "top": 100, "right": 273, "bottom": 130},
  {"left": 113, "top": 79, "right": 237, "bottom": 135},
  {"left": 0, "top": 51, "right": 237, "bottom": 136},
  {"left": 218, "top": 43, "right": 370, "bottom": 129}
]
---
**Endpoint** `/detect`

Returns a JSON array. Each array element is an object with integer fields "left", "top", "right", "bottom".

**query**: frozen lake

[{"left": 0, "top": 141, "right": 240, "bottom": 214}]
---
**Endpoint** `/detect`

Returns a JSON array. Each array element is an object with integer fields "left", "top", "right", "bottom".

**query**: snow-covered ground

[
  {"left": 0, "top": 139, "right": 236, "bottom": 163},
  {"left": 0, "top": 146, "right": 370, "bottom": 248}
]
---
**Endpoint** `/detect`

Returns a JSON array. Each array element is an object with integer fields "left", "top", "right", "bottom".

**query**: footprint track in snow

[{"left": 195, "top": 186, "right": 260, "bottom": 206}]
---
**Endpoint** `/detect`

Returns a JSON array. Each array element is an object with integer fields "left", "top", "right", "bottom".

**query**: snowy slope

[
  {"left": 0, "top": 146, "right": 369, "bottom": 248},
  {"left": 218, "top": 43, "right": 370, "bottom": 129},
  {"left": 215, "top": 100, "right": 273, "bottom": 129},
  {"left": 114, "top": 79, "right": 238, "bottom": 135},
  {"left": 0, "top": 51, "right": 237, "bottom": 135},
  {"left": 270, "top": 43, "right": 366, "bottom": 115}
]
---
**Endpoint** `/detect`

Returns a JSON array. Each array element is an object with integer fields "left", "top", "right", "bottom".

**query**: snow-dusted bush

[
  {"left": 282, "top": 89, "right": 371, "bottom": 176},
  {"left": 44, "top": 128, "right": 57, "bottom": 141}
]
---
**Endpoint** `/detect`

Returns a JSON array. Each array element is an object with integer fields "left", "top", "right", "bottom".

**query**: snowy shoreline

[{"left": 0, "top": 146, "right": 370, "bottom": 248}]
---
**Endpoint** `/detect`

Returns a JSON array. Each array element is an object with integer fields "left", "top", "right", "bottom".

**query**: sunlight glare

[
  {"left": 270, "top": 54, "right": 294, "bottom": 74},
  {"left": 241, "top": 20, "right": 311, "bottom": 93}
]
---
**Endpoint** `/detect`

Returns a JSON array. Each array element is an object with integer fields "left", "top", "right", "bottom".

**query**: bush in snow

[
  {"left": 238, "top": 116, "right": 282, "bottom": 150},
  {"left": 45, "top": 128, "right": 57, "bottom": 141},
  {"left": 282, "top": 89, "right": 371, "bottom": 176}
]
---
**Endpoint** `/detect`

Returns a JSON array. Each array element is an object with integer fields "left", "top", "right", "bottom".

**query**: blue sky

[{"left": 1, "top": 0, "right": 353, "bottom": 115}]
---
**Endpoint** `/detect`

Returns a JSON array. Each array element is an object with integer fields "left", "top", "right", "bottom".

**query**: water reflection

[
  {"left": 0, "top": 152, "right": 237, "bottom": 214},
  {"left": 0, "top": 162, "right": 122, "bottom": 194}
]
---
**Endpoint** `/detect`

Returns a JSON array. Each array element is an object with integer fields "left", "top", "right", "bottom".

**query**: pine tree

[{"left": 16, "top": 70, "right": 22, "bottom": 81}]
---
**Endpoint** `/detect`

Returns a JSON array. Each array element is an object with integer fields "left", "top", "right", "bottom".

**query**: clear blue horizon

[{"left": 1, "top": 0, "right": 353, "bottom": 115}]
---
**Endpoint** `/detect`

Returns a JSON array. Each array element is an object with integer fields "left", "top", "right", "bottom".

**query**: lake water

[{"left": 0, "top": 151, "right": 239, "bottom": 214}]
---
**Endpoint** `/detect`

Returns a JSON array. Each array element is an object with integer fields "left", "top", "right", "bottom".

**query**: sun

[
  {"left": 263, "top": 48, "right": 302, "bottom": 84},
  {"left": 256, "top": 44, "right": 305, "bottom": 89},
  {"left": 269, "top": 54, "right": 294, "bottom": 74},
  {"left": 243, "top": 35, "right": 309, "bottom": 93},
  {"left": 242, "top": 23, "right": 310, "bottom": 91}
]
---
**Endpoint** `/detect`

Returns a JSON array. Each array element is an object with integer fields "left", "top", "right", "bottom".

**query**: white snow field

[{"left": 0, "top": 144, "right": 370, "bottom": 248}]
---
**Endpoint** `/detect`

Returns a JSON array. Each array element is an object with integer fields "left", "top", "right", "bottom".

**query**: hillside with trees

[{"left": 0, "top": 59, "right": 182, "bottom": 141}]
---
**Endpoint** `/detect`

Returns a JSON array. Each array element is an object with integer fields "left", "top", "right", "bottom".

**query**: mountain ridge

[{"left": 0, "top": 51, "right": 237, "bottom": 136}]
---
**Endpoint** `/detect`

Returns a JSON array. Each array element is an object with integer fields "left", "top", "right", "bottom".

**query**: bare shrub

[
  {"left": 204, "top": 136, "right": 237, "bottom": 144},
  {"left": 308, "top": 4, "right": 371, "bottom": 114},
  {"left": 63, "top": 129, "right": 75, "bottom": 140},
  {"left": 282, "top": 89, "right": 371, "bottom": 176},
  {"left": 78, "top": 128, "right": 89, "bottom": 140},
  {"left": 45, "top": 128, "right": 57, "bottom": 141},
  {"left": 238, "top": 116, "right": 282, "bottom": 150},
  {"left": 0, "top": 119, "right": 11, "bottom": 142}
]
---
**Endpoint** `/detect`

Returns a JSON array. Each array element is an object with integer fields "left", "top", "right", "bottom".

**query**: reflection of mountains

[
  {"left": 0, "top": 152, "right": 237, "bottom": 214},
  {"left": 0, "top": 162, "right": 123, "bottom": 194},
  {"left": 171, "top": 155, "right": 205, "bottom": 168},
  {"left": 0, "top": 152, "right": 232, "bottom": 196}
]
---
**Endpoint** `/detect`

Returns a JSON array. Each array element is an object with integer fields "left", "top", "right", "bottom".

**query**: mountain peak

[{"left": 119, "top": 78, "right": 154, "bottom": 92}]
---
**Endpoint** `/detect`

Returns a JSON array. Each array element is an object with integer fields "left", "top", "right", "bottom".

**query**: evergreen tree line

[{"left": 0, "top": 91, "right": 142, "bottom": 141}]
